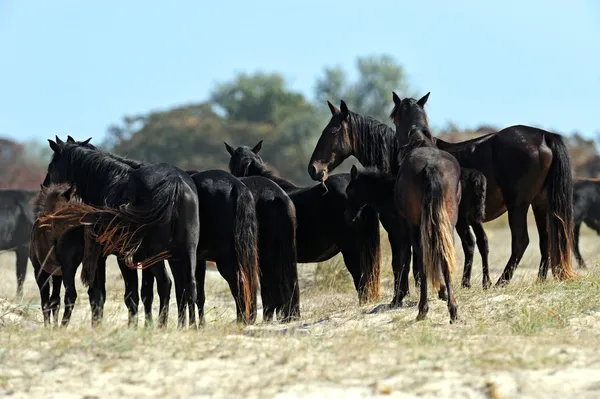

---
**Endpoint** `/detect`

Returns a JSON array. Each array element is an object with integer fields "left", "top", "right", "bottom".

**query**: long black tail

[
  {"left": 545, "top": 133, "right": 576, "bottom": 280},
  {"left": 356, "top": 205, "right": 381, "bottom": 302},
  {"left": 232, "top": 184, "right": 260, "bottom": 324}
]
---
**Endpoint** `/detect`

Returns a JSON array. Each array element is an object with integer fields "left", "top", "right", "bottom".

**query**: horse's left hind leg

[
  {"left": 532, "top": 202, "right": 550, "bottom": 282},
  {"left": 411, "top": 227, "right": 429, "bottom": 321},
  {"left": 141, "top": 268, "right": 154, "bottom": 328},
  {"left": 50, "top": 275, "right": 62, "bottom": 325}
]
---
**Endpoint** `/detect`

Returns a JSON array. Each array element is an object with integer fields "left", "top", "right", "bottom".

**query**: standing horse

[
  {"left": 573, "top": 177, "right": 600, "bottom": 268},
  {"left": 225, "top": 141, "right": 381, "bottom": 304},
  {"left": 185, "top": 169, "right": 261, "bottom": 324},
  {"left": 0, "top": 189, "right": 36, "bottom": 297},
  {"left": 392, "top": 95, "right": 461, "bottom": 323},
  {"left": 345, "top": 165, "right": 489, "bottom": 307},
  {"left": 42, "top": 139, "right": 199, "bottom": 328},
  {"left": 228, "top": 175, "right": 300, "bottom": 322},
  {"left": 30, "top": 183, "right": 85, "bottom": 326},
  {"left": 309, "top": 96, "right": 575, "bottom": 286}
]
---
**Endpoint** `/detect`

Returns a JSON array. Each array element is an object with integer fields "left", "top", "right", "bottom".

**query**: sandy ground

[{"left": 1, "top": 219, "right": 600, "bottom": 398}]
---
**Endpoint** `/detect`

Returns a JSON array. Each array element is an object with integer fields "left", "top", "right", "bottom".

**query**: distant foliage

[{"left": 0, "top": 138, "right": 46, "bottom": 189}]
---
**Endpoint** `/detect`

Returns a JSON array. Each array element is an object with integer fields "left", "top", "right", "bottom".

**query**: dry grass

[{"left": 2, "top": 216, "right": 600, "bottom": 398}]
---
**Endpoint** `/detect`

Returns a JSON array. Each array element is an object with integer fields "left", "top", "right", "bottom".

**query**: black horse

[
  {"left": 185, "top": 170, "right": 260, "bottom": 324},
  {"left": 310, "top": 96, "right": 575, "bottom": 286},
  {"left": 573, "top": 177, "right": 600, "bottom": 268},
  {"left": 225, "top": 141, "right": 382, "bottom": 305},
  {"left": 230, "top": 175, "right": 300, "bottom": 322},
  {"left": 42, "top": 138, "right": 200, "bottom": 328},
  {"left": 0, "top": 189, "right": 36, "bottom": 297},
  {"left": 345, "top": 165, "right": 489, "bottom": 307}
]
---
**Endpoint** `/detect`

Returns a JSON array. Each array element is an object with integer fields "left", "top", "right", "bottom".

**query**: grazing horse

[
  {"left": 309, "top": 96, "right": 575, "bottom": 286},
  {"left": 345, "top": 165, "right": 489, "bottom": 306},
  {"left": 42, "top": 139, "right": 199, "bottom": 328},
  {"left": 392, "top": 94, "right": 461, "bottom": 323},
  {"left": 225, "top": 141, "right": 382, "bottom": 304},
  {"left": 185, "top": 170, "right": 261, "bottom": 324},
  {"left": 0, "top": 189, "right": 36, "bottom": 297},
  {"left": 573, "top": 177, "right": 600, "bottom": 268}
]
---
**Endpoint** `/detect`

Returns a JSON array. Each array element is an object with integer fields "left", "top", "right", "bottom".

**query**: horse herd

[{"left": 1, "top": 92, "right": 599, "bottom": 328}]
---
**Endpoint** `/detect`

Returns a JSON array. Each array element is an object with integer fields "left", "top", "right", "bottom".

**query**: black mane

[
  {"left": 232, "top": 152, "right": 299, "bottom": 191},
  {"left": 348, "top": 112, "right": 400, "bottom": 174}
]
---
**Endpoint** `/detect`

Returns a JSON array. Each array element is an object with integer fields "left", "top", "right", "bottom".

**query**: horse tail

[
  {"left": 357, "top": 205, "right": 381, "bottom": 302},
  {"left": 81, "top": 227, "right": 103, "bottom": 287},
  {"left": 461, "top": 168, "right": 487, "bottom": 223},
  {"left": 420, "top": 165, "right": 457, "bottom": 290},
  {"left": 545, "top": 133, "right": 576, "bottom": 280},
  {"left": 232, "top": 184, "right": 259, "bottom": 324}
]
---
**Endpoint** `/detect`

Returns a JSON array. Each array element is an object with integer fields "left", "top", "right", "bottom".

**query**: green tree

[{"left": 315, "top": 54, "right": 411, "bottom": 123}]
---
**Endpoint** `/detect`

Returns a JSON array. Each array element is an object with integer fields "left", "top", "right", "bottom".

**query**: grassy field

[{"left": 1, "top": 215, "right": 600, "bottom": 398}]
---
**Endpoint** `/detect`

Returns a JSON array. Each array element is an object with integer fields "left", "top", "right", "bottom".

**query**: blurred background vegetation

[{"left": 2, "top": 54, "right": 598, "bottom": 189}]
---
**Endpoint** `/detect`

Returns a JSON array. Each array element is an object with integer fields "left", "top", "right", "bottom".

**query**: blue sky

[{"left": 1, "top": 0, "right": 599, "bottom": 143}]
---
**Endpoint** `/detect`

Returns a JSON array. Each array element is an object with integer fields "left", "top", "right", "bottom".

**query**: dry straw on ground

[{"left": 1, "top": 215, "right": 600, "bottom": 398}]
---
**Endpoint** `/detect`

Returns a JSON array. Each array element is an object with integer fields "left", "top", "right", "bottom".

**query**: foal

[{"left": 391, "top": 93, "right": 462, "bottom": 323}]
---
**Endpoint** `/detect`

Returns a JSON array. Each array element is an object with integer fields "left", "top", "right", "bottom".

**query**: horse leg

[
  {"left": 196, "top": 259, "right": 207, "bottom": 326},
  {"left": 456, "top": 219, "right": 475, "bottom": 288},
  {"left": 495, "top": 204, "right": 530, "bottom": 286},
  {"left": 49, "top": 275, "right": 62, "bottom": 325},
  {"left": 15, "top": 246, "right": 28, "bottom": 299},
  {"left": 573, "top": 219, "right": 586, "bottom": 269},
  {"left": 33, "top": 259, "right": 51, "bottom": 327},
  {"left": 389, "top": 221, "right": 411, "bottom": 308},
  {"left": 340, "top": 248, "right": 369, "bottom": 305},
  {"left": 117, "top": 258, "right": 140, "bottom": 328},
  {"left": 411, "top": 227, "right": 429, "bottom": 321},
  {"left": 471, "top": 222, "right": 491, "bottom": 289},
  {"left": 141, "top": 267, "right": 154, "bottom": 328},
  {"left": 151, "top": 261, "right": 171, "bottom": 328},
  {"left": 532, "top": 202, "right": 551, "bottom": 282},
  {"left": 216, "top": 254, "right": 249, "bottom": 323},
  {"left": 88, "top": 258, "right": 107, "bottom": 328},
  {"left": 168, "top": 260, "right": 187, "bottom": 329},
  {"left": 61, "top": 264, "right": 78, "bottom": 328}
]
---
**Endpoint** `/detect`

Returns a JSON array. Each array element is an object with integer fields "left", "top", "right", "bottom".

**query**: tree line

[{"left": 1, "top": 54, "right": 599, "bottom": 189}]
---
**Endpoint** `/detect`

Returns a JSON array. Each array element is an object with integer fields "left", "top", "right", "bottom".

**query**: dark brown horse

[
  {"left": 309, "top": 95, "right": 576, "bottom": 286},
  {"left": 391, "top": 95, "right": 461, "bottom": 322}
]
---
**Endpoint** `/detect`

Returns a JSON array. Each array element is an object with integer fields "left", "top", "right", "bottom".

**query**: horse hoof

[
  {"left": 482, "top": 280, "right": 492, "bottom": 290},
  {"left": 438, "top": 290, "right": 448, "bottom": 301},
  {"left": 368, "top": 304, "right": 391, "bottom": 314},
  {"left": 416, "top": 313, "right": 427, "bottom": 322},
  {"left": 461, "top": 281, "right": 471, "bottom": 289}
]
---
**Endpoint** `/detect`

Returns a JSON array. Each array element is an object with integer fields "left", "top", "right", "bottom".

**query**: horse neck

[
  {"left": 66, "top": 151, "right": 131, "bottom": 205},
  {"left": 249, "top": 161, "right": 299, "bottom": 191},
  {"left": 348, "top": 113, "right": 400, "bottom": 174},
  {"left": 360, "top": 174, "right": 396, "bottom": 213}
]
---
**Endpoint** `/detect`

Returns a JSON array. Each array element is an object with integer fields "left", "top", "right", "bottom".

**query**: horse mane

[
  {"left": 56, "top": 144, "right": 134, "bottom": 203},
  {"left": 242, "top": 157, "right": 299, "bottom": 191},
  {"left": 356, "top": 166, "right": 395, "bottom": 182},
  {"left": 32, "top": 183, "right": 73, "bottom": 219},
  {"left": 348, "top": 112, "right": 400, "bottom": 173}
]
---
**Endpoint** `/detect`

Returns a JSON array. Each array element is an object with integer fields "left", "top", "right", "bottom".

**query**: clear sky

[{"left": 1, "top": 0, "right": 599, "bottom": 143}]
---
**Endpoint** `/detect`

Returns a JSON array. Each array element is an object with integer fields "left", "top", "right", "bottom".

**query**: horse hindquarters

[{"left": 418, "top": 165, "right": 458, "bottom": 323}]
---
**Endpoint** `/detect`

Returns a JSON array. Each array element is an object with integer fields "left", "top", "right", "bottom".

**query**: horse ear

[
  {"left": 340, "top": 100, "right": 349, "bottom": 119},
  {"left": 327, "top": 100, "right": 340, "bottom": 115},
  {"left": 48, "top": 139, "right": 61, "bottom": 153},
  {"left": 55, "top": 135, "right": 65, "bottom": 146},
  {"left": 63, "top": 184, "right": 76, "bottom": 199},
  {"left": 81, "top": 137, "right": 92, "bottom": 145},
  {"left": 392, "top": 92, "right": 402, "bottom": 106},
  {"left": 66, "top": 135, "right": 75, "bottom": 143},
  {"left": 417, "top": 92, "right": 430, "bottom": 107},
  {"left": 224, "top": 142, "right": 235, "bottom": 156},
  {"left": 251, "top": 140, "right": 263, "bottom": 154},
  {"left": 350, "top": 165, "right": 358, "bottom": 181}
]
